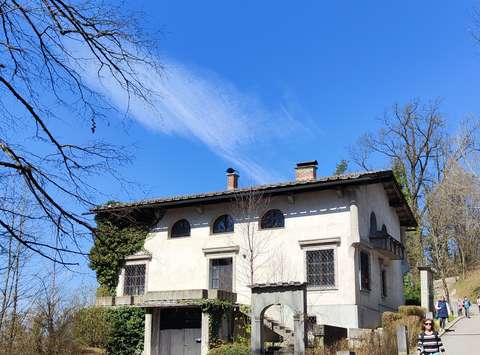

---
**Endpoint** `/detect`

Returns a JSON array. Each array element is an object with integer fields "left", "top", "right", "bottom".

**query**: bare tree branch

[{"left": 0, "top": 0, "right": 161, "bottom": 264}]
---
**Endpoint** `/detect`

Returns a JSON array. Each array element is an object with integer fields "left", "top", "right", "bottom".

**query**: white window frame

[
  {"left": 358, "top": 249, "right": 371, "bottom": 292},
  {"left": 299, "top": 238, "right": 340, "bottom": 291},
  {"left": 202, "top": 246, "right": 238, "bottom": 293},
  {"left": 119, "top": 253, "right": 151, "bottom": 296}
]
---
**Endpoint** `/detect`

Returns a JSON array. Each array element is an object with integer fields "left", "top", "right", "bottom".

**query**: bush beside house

[
  {"left": 73, "top": 306, "right": 145, "bottom": 355},
  {"left": 208, "top": 342, "right": 250, "bottom": 355}
]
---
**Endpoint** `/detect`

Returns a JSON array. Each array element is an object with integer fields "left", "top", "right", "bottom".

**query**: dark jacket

[{"left": 436, "top": 300, "right": 449, "bottom": 318}]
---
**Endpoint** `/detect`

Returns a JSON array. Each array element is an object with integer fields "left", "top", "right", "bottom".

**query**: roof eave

[{"left": 92, "top": 171, "right": 416, "bottom": 228}]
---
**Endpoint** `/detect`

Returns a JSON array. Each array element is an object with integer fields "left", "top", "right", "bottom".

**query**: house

[{"left": 92, "top": 161, "right": 416, "bottom": 355}]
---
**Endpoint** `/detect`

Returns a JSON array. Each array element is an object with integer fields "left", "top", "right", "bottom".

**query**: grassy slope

[{"left": 452, "top": 269, "right": 480, "bottom": 300}]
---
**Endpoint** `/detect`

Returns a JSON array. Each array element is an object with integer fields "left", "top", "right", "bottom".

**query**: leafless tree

[
  {"left": 425, "top": 160, "right": 480, "bottom": 302},
  {"left": 232, "top": 188, "right": 298, "bottom": 327},
  {"left": 425, "top": 180, "right": 455, "bottom": 303},
  {"left": 232, "top": 188, "right": 273, "bottom": 287},
  {"left": 350, "top": 100, "right": 480, "bottom": 276},
  {"left": 352, "top": 99, "right": 446, "bottom": 218},
  {"left": 0, "top": 0, "right": 161, "bottom": 263},
  {"left": 350, "top": 99, "right": 447, "bottom": 272}
]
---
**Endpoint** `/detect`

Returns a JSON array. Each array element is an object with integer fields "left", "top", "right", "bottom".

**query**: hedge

[{"left": 106, "top": 306, "right": 145, "bottom": 355}]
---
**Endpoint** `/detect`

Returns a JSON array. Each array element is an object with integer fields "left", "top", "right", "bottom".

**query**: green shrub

[
  {"left": 105, "top": 307, "right": 145, "bottom": 355},
  {"left": 73, "top": 307, "right": 111, "bottom": 348},
  {"left": 398, "top": 305, "right": 425, "bottom": 318},
  {"left": 208, "top": 342, "right": 250, "bottom": 355},
  {"left": 403, "top": 273, "right": 421, "bottom": 305}
]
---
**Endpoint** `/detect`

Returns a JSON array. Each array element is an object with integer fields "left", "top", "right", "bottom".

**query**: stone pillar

[
  {"left": 251, "top": 316, "right": 263, "bottom": 355},
  {"left": 143, "top": 310, "right": 152, "bottom": 355},
  {"left": 396, "top": 325, "right": 408, "bottom": 355},
  {"left": 201, "top": 312, "right": 210, "bottom": 355},
  {"left": 419, "top": 266, "right": 434, "bottom": 314},
  {"left": 293, "top": 313, "right": 305, "bottom": 355}
]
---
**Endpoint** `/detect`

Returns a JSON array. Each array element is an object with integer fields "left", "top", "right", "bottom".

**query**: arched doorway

[
  {"left": 250, "top": 282, "right": 307, "bottom": 355},
  {"left": 261, "top": 303, "right": 295, "bottom": 353}
]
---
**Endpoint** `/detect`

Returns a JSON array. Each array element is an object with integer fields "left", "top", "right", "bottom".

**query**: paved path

[{"left": 442, "top": 310, "right": 480, "bottom": 354}]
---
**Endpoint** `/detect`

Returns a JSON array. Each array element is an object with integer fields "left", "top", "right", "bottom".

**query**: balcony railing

[
  {"left": 369, "top": 231, "right": 404, "bottom": 260},
  {"left": 96, "top": 288, "right": 237, "bottom": 307}
]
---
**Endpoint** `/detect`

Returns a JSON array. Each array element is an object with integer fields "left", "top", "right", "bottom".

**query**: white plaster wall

[
  {"left": 354, "top": 183, "right": 405, "bottom": 328},
  {"left": 356, "top": 184, "right": 401, "bottom": 243},
  {"left": 116, "top": 183, "right": 406, "bottom": 329},
  {"left": 123, "top": 190, "right": 354, "bottom": 303}
]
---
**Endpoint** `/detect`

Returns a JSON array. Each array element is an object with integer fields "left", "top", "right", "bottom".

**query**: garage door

[{"left": 158, "top": 308, "right": 202, "bottom": 355}]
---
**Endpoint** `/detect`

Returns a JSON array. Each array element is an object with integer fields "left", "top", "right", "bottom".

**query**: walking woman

[
  {"left": 417, "top": 318, "right": 445, "bottom": 354},
  {"left": 434, "top": 296, "right": 450, "bottom": 330}
]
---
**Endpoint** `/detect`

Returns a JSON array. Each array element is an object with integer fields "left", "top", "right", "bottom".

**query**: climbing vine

[
  {"left": 90, "top": 217, "right": 149, "bottom": 295},
  {"left": 198, "top": 299, "right": 235, "bottom": 347}
]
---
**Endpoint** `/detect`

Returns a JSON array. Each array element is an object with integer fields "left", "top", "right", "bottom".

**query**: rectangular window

[
  {"left": 360, "top": 251, "right": 370, "bottom": 291},
  {"left": 209, "top": 258, "right": 233, "bottom": 291},
  {"left": 306, "top": 249, "right": 335, "bottom": 288},
  {"left": 380, "top": 258, "right": 387, "bottom": 297},
  {"left": 381, "top": 269, "right": 387, "bottom": 297},
  {"left": 123, "top": 264, "right": 146, "bottom": 295}
]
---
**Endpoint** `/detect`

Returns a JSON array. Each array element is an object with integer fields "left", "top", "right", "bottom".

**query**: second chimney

[
  {"left": 226, "top": 168, "right": 239, "bottom": 190},
  {"left": 295, "top": 160, "right": 318, "bottom": 182}
]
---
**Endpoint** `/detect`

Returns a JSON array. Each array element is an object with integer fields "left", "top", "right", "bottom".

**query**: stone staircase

[
  {"left": 238, "top": 308, "right": 299, "bottom": 353},
  {"left": 263, "top": 315, "right": 295, "bottom": 351}
]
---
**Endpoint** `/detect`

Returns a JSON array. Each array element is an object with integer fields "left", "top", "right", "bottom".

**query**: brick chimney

[
  {"left": 226, "top": 168, "right": 239, "bottom": 190},
  {"left": 295, "top": 160, "right": 318, "bottom": 182}
]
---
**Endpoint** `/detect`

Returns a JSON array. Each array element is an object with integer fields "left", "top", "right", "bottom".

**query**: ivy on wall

[
  {"left": 198, "top": 299, "right": 235, "bottom": 347},
  {"left": 90, "top": 217, "right": 149, "bottom": 295}
]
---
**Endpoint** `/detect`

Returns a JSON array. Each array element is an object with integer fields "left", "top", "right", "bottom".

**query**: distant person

[
  {"left": 457, "top": 298, "right": 463, "bottom": 316},
  {"left": 417, "top": 318, "right": 445, "bottom": 355},
  {"left": 477, "top": 295, "right": 480, "bottom": 314},
  {"left": 435, "top": 296, "right": 450, "bottom": 330},
  {"left": 463, "top": 296, "right": 471, "bottom": 318}
]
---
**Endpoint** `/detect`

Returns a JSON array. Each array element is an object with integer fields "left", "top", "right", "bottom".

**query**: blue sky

[
  {"left": 85, "top": 0, "right": 480, "bottom": 199},
  {"left": 53, "top": 0, "right": 480, "bottom": 286}
]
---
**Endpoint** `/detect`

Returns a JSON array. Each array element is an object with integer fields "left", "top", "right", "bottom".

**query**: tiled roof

[
  {"left": 92, "top": 170, "right": 390, "bottom": 212},
  {"left": 92, "top": 169, "right": 417, "bottom": 227}
]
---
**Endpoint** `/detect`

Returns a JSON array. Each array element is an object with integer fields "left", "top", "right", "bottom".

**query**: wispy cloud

[{"left": 79, "top": 54, "right": 311, "bottom": 183}]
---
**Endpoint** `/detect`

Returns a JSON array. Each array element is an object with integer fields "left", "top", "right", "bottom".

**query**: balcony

[
  {"left": 369, "top": 231, "right": 404, "bottom": 260},
  {"left": 96, "top": 289, "right": 237, "bottom": 308}
]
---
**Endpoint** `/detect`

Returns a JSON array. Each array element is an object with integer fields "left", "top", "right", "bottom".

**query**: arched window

[
  {"left": 369, "top": 212, "right": 377, "bottom": 236},
  {"left": 212, "top": 214, "right": 234, "bottom": 234},
  {"left": 171, "top": 219, "right": 191, "bottom": 238},
  {"left": 260, "top": 209, "right": 285, "bottom": 229}
]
